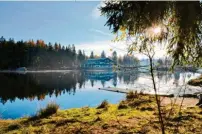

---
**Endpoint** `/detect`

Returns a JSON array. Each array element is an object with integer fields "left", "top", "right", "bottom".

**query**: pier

[{"left": 98, "top": 87, "right": 201, "bottom": 98}]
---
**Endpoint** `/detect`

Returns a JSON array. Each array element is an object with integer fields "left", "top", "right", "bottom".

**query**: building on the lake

[{"left": 82, "top": 58, "right": 114, "bottom": 69}]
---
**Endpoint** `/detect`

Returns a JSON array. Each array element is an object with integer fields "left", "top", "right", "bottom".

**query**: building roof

[
  {"left": 83, "top": 58, "right": 114, "bottom": 65},
  {"left": 87, "top": 58, "right": 112, "bottom": 61}
]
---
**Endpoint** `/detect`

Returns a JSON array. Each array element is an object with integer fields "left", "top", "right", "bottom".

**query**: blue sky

[
  {"left": 0, "top": 1, "right": 165, "bottom": 58},
  {"left": 0, "top": 2, "right": 113, "bottom": 44}
]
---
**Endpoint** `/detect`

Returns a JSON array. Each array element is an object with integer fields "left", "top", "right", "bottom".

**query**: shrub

[
  {"left": 94, "top": 116, "right": 102, "bottom": 122},
  {"left": 140, "top": 107, "right": 154, "bottom": 111},
  {"left": 118, "top": 101, "right": 128, "bottom": 109},
  {"left": 102, "top": 123, "right": 109, "bottom": 129},
  {"left": 7, "top": 123, "right": 21, "bottom": 131},
  {"left": 97, "top": 100, "right": 109, "bottom": 109},
  {"left": 128, "top": 99, "right": 151, "bottom": 108},
  {"left": 126, "top": 91, "right": 138, "bottom": 100},
  {"left": 37, "top": 102, "right": 59, "bottom": 118}
]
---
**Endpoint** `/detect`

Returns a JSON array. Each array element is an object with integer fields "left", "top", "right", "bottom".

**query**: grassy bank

[
  {"left": 188, "top": 75, "right": 202, "bottom": 86},
  {"left": 0, "top": 93, "right": 202, "bottom": 134}
]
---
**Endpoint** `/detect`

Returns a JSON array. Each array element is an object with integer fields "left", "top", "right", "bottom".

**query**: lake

[{"left": 0, "top": 70, "right": 201, "bottom": 119}]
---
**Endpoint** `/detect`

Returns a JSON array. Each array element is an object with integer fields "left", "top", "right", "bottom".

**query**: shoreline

[
  {"left": 0, "top": 93, "right": 201, "bottom": 134},
  {"left": 188, "top": 74, "right": 202, "bottom": 87}
]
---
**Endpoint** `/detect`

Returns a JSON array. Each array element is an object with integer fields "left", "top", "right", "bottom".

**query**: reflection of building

[
  {"left": 84, "top": 71, "right": 115, "bottom": 81},
  {"left": 84, "top": 71, "right": 117, "bottom": 87},
  {"left": 82, "top": 58, "right": 114, "bottom": 69},
  {"left": 173, "top": 72, "right": 180, "bottom": 86}
]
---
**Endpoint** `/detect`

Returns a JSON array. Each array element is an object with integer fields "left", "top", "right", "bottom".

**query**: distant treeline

[
  {"left": 90, "top": 50, "right": 139, "bottom": 66},
  {"left": 0, "top": 36, "right": 86, "bottom": 69},
  {"left": 0, "top": 36, "right": 140, "bottom": 70}
]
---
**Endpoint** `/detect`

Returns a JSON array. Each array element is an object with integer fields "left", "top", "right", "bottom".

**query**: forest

[
  {"left": 0, "top": 36, "right": 86, "bottom": 70},
  {"left": 0, "top": 36, "right": 139, "bottom": 70}
]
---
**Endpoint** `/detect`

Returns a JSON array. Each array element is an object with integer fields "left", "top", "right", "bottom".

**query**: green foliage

[
  {"left": 112, "top": 51, "right": 118, "bottom": 65},
  {"left": 100, "top": 1, "right": 202, "bottom": 67},
  {"left": 0, "top": 37, "right": 86, "bottom": 69},
  {"left": 97, "top": 100, "right": 109, "bottom": 109},
  {"left": 37, "top": 102, "right": 59, "bottom": 118},
  {"left": 117, "top": 55, "right": 139, "bottom": 66},
  {"left": 157, "top": 59, "right": 163, "bottom": 66},
  {"left": 101, "top": 50, "right": 106, "bottom": 58},
  {"left": 77, "top": 50, "right": 85, "bottom": 61},
  {"left": 90, "top": 51, "right": 94, "bottom": 59}
]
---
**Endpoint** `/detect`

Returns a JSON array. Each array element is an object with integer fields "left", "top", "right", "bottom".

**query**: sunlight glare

[{"left": 153, "top": 27, "right": 161, "bottom": 34}]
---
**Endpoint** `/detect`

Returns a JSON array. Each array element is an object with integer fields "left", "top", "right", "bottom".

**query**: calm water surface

[{"left": 0, "top": 70, "right": 200, "bottom": 119}]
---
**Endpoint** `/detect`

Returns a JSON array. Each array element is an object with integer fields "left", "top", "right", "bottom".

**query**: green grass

[
  {"left": 0, "top": 94, "right": 202, "bottom": 134},
  {"left": 37, "top": 102, "right": 59, "bottom": 118}
]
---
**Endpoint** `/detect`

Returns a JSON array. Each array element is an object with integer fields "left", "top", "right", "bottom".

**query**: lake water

[{"left": 0, "top": 70, "right": 201, "bottom": 119}]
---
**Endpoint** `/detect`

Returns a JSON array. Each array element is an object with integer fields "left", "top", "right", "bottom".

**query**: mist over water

[{"left": 0, "top": 70, "right": 200, "bottom": 119}]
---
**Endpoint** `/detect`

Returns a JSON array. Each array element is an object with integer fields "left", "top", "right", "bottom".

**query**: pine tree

[
  {"left": 112, "top": 51, "right": 117, "bottom": 65},
  {"left": 90, "top": 51, "right": 94, "bottom": 59},
  {"left": 101, "top": 51, "right": 106, "bottom": 58}
]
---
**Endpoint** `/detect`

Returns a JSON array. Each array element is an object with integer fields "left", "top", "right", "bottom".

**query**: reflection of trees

[
  {"left": 113, "top": 73, "right": 117, "bottom": 87},
  {"left": 101, "top": 80, "right": 106, "bottom": 87},
  {"left": 166, "top": 73, "right": 173, "bottom": 82},
  {"left": 0, "top": 72, "right": 86, "bottom": 104},
  {"left": 157, "top": 71, "right": 173, "bottom": 83},
  {"left": 117, "top": 71, "right": 139, "bottom": 85},
  {"left": 157, "top": 71, "right": 164, "bottom": 81},
  {"left": 123, "top": 73, "right": 130, "bottom": 85},
  {"left": 118, "top": 72, "right": 123, "bottom": 82},
  {"left": 77, "top": 72, "right": 85, "bottom": 89},
  {"left": 90, "top": 80, "right": 94, "bottom": 87}
]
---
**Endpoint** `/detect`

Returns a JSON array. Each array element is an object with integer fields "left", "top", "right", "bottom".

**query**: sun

[
  {"left": 145, "top": 25, "right": 162, "bottom": 37},
  {"left": 153, "top": 27, "right": 161, "bottom": 34}
]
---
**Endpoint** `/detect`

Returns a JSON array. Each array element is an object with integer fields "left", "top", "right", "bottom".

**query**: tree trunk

[{"left": 149, "top": 56, "right": 165, "bottom": 134}]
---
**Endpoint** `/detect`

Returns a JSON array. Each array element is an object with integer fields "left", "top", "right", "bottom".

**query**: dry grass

[
  {"left": 126, "top": 91, "right": 138, "bottom": 100},
  {"left": 188, "top": 75, "right": 202, "bottom": 86},
  {"left": 0, "top": 94, "right": 202, "bottom": 134},
  {"left": 97, "top": 100, "right": 109, "bottom": 109},
  {"left": 118, "top": 100, "right": 128, "bottom": 109},
  {"left": 37, "top": 102, "right": 59, "bottom": 118}
]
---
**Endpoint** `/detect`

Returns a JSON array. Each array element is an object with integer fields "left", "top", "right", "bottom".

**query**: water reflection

[
  {"left": 0, "top": 70, "right": 200, "bottom": 104},
  {"left": 0, "top": 70, "right": 201, "bottom": 119},
  {"left": 84, "top": 71, "right": 116, "bottom": 88},
  {"left": 0, "top": 72, "right": 86, "bottom": 104}
]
